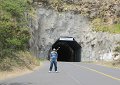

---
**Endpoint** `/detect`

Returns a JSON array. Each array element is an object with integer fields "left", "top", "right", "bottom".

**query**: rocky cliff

[{"left": 28, "top": 0, "right": 120, "bottom": 61}]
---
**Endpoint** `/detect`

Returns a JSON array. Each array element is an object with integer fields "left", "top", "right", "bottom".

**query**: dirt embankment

[
  {"left": 0, "top": 66, "right": 40, "bottom": 81},
  {"left": 0, "top": 51, "right": 41, "bottom": 80}
]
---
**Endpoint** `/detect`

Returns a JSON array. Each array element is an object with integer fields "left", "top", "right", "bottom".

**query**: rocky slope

[{"left": 34, "top": 0, "right": 120, "bottom": 24}]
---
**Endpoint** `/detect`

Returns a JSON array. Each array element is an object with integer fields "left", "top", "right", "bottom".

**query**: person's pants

[{"left": 49, "top": 60, "right": 57, "bottom": 71}]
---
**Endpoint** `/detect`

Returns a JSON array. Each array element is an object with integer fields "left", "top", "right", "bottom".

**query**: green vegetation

[
  {"left": 112, "top": 42, "right": 120, "bottom": 67},
  {"left": 0, "top": 0, "right": 39, "bottom": 71},
  {"left": 114, "top": 42, "right": 120, "bottom": 53},
  {"left": 91, "top": 18, "right": 120, "bottom": 33},
  {"left": 114, "top": 46, "right": 120, "bottom": 53}
]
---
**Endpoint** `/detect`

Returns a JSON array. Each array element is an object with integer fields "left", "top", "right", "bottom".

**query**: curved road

[{"left": 0, "top": 61, "right": 120, "bottom": 85}]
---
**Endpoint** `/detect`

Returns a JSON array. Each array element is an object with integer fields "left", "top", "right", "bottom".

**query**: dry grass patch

[
  {"left": 0, "top": 66, "right": 40, "bottom": 80},
  {"left": 0, "top": 51, "right": 41, "bottom": 80},
  {"left": 92, "top": 60, "right": 120, "bottom": 69},
  {"left": 0, "top": 51, "right": 40, "bottom": 71}
]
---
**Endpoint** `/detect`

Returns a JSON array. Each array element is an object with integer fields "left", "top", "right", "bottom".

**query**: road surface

[{"left": 0, "top": 61, "right": 120, "bottom": 85}]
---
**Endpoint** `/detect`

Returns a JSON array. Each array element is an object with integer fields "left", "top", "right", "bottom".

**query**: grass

[
  {"left": 91, "top": 18, "right": 120, "bottom": 33},
  {"left": 0, "top": 51, "right": 42, "bottom": 80},
  {"left": 0, "top": 51, "right": 40, "bottom": 71},
  {"left": 87, "top": 60, "right": 120, "bottom": 69}
]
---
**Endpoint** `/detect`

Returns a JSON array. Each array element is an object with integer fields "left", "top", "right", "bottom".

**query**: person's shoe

[
  {"left": 55, "top": 71, "right": 58, "bottom": 73},
  {"left": 49, "top": 71, "right": 51, "bottom": 73}
]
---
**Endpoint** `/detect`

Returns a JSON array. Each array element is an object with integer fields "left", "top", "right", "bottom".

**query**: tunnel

[{"left": 49, "top": 37, "right": 81, "bottom": 62}]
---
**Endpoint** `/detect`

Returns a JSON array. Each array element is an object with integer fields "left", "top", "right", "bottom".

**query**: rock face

[
  {"left": 29, "top": 7, "right": 120, "bottom": 61},
  {"left": 33, "top": 0, "right": 120, "bottom": 24}
]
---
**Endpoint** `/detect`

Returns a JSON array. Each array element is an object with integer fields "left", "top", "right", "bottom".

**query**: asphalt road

[{"left": 0, "top": 61, "right": 120, "bottom": 85}]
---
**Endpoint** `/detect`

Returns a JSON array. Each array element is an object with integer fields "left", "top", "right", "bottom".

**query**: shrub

[
  {"left": 0, "top": 0, "right": 32, "bottom": 70},
  {"left": 0, "top": 0, "right": 31, "bottom": 56}
]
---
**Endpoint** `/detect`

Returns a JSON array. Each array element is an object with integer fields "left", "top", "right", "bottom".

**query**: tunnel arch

[{"left": 49, "top": 37, "right": 81, "bottom": 62}]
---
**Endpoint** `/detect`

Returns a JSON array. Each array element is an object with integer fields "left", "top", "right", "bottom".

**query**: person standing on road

[{"left": 49, "top": 48, "right": 58, "bottom": 73}]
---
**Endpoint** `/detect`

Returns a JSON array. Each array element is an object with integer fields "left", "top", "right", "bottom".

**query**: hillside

[
  {"left": 30, "top": 0, "right": 120, "bottom": 67},
  {"left": 0, "top": 0, "right": 40, "bottom": 72},
  {"left": 34, "top": 0, "right": 120, "bottom": 33}
]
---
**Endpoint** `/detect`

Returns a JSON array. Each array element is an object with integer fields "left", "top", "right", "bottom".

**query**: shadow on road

[{"left": 0, "top": 82, "right": 32, "bottom": 85}]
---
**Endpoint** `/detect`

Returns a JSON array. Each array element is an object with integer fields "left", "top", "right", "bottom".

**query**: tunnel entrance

[{"left": 51, "top": 37, "right": 81, "bottom": 62}]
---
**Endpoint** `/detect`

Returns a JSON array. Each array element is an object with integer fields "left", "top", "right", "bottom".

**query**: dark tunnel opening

[{"left": 49, "top": 37, "right": 81, "bottom": 62}]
